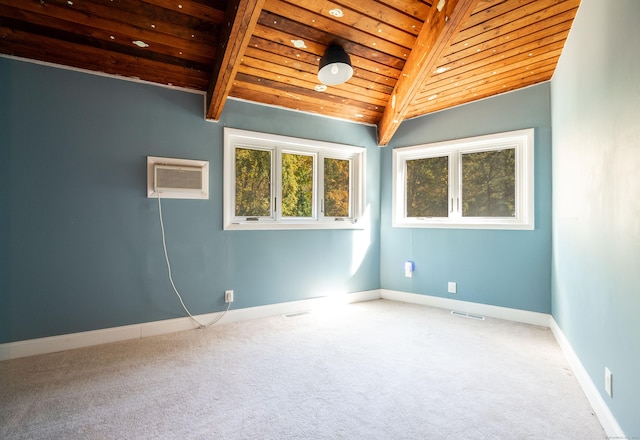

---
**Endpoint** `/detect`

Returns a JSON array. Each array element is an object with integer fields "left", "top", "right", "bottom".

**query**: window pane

[
  {"left": 406, "top": 156, "right": 449, "bottom": 217},
  {"left": 462, "top": 148, "right": 515, "bottom": 217},
  {"left": 282, "top": 152, "right": 314, "bottom": 218},
  {"left": 324, "top": 158, "right": 350, "bottom": 217},
  {"left": 235, "top": 148, "right": 271, "bottom": 217}
]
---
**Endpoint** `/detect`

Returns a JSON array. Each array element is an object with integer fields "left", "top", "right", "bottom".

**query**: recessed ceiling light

[
  {"left": 435, "top": 67, "right": 448, "bottom": 74},
  {"left": 132, "top": 40, "right": 149, "bottom": 48},
  {"left": 314, "top": 84, "right": 327, "bottom": 92},
  {"left": 355, "top": 114, "right": 364, "bottom": 118},
  {"left": 291, "top": 39, "right": 306, "bottom": 49},
  {"left": 428, "top": 94, "right": 438, "bottom": 100},
  {"left": 329, "top": 8, "right": 344, "bottom": 18}
]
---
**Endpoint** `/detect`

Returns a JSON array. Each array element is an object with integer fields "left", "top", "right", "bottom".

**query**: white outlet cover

[
  {"left": 605, "top": 367, "right": 612, "bottom": 397},
  {"left": 448, "top": 282, "right": 457, "bottom": 293},
  {"left": 404, "top": 261, "right": 414, "bottom": 278}
]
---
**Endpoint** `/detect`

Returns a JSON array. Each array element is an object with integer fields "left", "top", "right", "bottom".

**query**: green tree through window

[
  {"left": 282, "top": 152, "right": 314, "bottom": 217},
  {"left": 406, "top": 156, "right": 449, "bottom": 217},
  {"left": 324, "top": 158, "right": 350, "bottom": 217},
  {"left": 235, "top": 148, "right": 271, "bottom": 217},
  {"left": 462, "top": 148, "right": 515, "bottom": 217}
]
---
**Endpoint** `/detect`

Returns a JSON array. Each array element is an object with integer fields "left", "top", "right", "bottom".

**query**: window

[
  {"left": 224, "top": 128, "right": 365, "bottom": 230},
  {"left": 392, "top": 128, "right": 534, "bottom": 230}
]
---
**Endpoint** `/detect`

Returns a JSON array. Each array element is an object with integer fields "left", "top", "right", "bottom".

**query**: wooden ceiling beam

[
  {"left": 376, "top": 0, "right": 480, "bottom": 146},
  {"left": 206, "top": 0, "right": 265, "bottom": 120}
]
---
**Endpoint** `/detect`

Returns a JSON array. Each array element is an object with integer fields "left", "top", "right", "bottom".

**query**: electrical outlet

[
  {"left": 605, "top": 367, "right": 612, "bottom": 397},
  {"left": 404, "top": 261, "right": 414, "bottom": 278},
  {"left": 448, "top": 282, "right": 457, "bottom": 294},
  {"left": 225, "top": 290, "right": 234, "bottom": 303}
]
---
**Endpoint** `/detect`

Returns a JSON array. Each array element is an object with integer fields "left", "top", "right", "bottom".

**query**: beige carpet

[{"left": 0, "top": 300, "right": 605, "bottom": 439}]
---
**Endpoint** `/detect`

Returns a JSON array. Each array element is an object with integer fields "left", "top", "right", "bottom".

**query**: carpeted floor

[{"left": 0, "top": 300, "right": 606, "bottom": 439}]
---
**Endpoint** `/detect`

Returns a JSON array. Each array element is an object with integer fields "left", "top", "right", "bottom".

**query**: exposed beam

[
  {"left": 376, "top": 0, "right": 480, "bottom": 146},
  {"left": 206, "top": 0, "right": 265, "bottom": 120}
]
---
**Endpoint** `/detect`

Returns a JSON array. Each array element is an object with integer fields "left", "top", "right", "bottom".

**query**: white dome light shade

[{"left": 318, "top": 45, "right": 353, "bottom": 85}]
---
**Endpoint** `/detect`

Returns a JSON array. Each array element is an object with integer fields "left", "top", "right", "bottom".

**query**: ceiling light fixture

[
  {"left": 318, "top": 45, "right": 353, "bottom": 86},
  {"left": 329, "top": 8, "right": 344, "bottom": 18},
  {"left": 291, "top": 39, "right": 306, "bottom": 49}
]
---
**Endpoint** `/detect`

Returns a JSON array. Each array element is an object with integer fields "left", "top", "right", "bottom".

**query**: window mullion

[
  {"left": 274, "top": 147, "right": 281, "bottom": 221},
  {"left": 457, "top": 151, "right": 462, "bottom": 218},
  {"left": 404, "top": 156, "right": 410, "bottom": 219},
  {"left": 318, "top": 153, "right": 325, "bottom": 221},
  {"left": 312, "top": 152, "right": 318, "bottom": 220},
  {"left": 449, "top": 152, "right": 459, "bottom": 220},
  {"left": 348, "top": 158, "right": 354, "bottom": 219}
]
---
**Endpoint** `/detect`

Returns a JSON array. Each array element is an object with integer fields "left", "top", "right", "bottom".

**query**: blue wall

[
  {"left": 0, "top": 58, "right": 380, "bottom": 343},
  {"left": 380, "top": 84, "right": 553, "bottom": 313},
  {"left": 0, "top": 59, "right": 9, "bottom": 340},
  {"left": 551, "top": 0, "right": 640, "bottom": 436}
]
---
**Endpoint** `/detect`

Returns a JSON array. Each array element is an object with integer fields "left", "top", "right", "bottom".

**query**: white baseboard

[
  {"left": 380, "top": 289, "right": 551, "bottom": 327},
  {"left": 213, "top": 289, "right": 381, "bottom": 324},
  {"left": 0, "top": 290, "right": 381, "bottom": 362},
  {"left": 550, "top": 318, "right": 625, "bottom": 439}
]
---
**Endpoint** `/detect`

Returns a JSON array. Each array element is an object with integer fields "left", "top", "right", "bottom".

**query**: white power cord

[{"left": 157, "top": 191, "right": 230, "bottom": 328}]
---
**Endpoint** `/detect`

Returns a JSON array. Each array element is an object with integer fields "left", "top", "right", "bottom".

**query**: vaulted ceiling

[{"left": 0, "top": 0, "right": 581, "bottom": 145}]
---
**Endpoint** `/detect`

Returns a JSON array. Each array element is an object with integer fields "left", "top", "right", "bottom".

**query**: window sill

[
  {"left": 224, "top": 220, "right": 365, "bottom": 231},
  {"left": 392, "top": 219, "right": 534, "bottom": 230}
]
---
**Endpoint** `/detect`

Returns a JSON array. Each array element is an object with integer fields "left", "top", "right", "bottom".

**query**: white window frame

[
  {"left": 224, "top": 128, "right": 366, "bottom": 230},
  {"left": 392, "top": 128, "right": 534, "bottom": 230}
]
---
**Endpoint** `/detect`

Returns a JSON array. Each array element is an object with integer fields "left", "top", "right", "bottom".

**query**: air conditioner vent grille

[
  {"left": 155, "top": 166, "right": 202, "bottom": 191},
  {"left": 147, "top": 156, "right": 209, "bottom": 200}
]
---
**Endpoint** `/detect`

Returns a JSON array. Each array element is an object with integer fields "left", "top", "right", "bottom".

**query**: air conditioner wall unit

[{"left": 147, "top": 156, "right": 209, "bottom": 200}]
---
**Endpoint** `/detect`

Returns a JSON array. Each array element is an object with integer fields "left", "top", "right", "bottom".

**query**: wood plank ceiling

[{"left": 0, "top": 0, "right": 581, "bottom": 145}]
